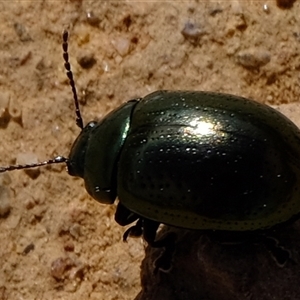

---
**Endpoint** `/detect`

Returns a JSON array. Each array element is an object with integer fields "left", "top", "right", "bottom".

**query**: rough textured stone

[{"left": 137, "top": 221, "right": 300, "bottom": 300}]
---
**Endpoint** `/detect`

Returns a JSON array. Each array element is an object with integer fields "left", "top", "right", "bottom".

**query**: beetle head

[{"left": 67, "top": 121, "right": 97, "bottom": 178}]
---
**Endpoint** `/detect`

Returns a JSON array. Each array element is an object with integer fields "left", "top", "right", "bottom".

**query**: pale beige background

[{"left": 0, "top": 1, "right": 299, "bottom": 299}]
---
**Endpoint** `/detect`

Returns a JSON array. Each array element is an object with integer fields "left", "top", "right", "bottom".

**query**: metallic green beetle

[
  {"left": 1, "top": 31, "right": 300, "bottom": 251},
  {"left": 67, "top": 89, "right": 300, "bottom": 246}
]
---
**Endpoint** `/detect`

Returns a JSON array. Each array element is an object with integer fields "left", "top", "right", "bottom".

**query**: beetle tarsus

[
  {"left": 123, "top": 218, "right": 143, "bottom": 241},
  {"left": 122, "top": 216, "right": 177, "bottom": 272},
  {"left": 141, "top": 218, "right": 160, "bottom": 246},
  {"left": 142, "top": 218, "right": 177, "bottom": 273},
  {"left": 152, "top": 232, "right": 177, "bottom": 273},
  {"left": 262, "top": 236, "right": 292, "bottom": 267}
]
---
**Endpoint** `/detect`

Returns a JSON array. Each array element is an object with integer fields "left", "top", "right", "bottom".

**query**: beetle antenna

[
  {"left": 0, "top": 156, "right": 68, "bottom": 173},
  {"left": 0, "top": 33, "right": 77, "bottom": 174},
  {"left": 62, "top": 30, "right": 84, "bottom": 130}
]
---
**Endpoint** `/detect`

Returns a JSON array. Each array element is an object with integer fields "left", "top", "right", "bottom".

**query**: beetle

[{"left": 1, "top": 30, "right": 300, "bottom": 258}]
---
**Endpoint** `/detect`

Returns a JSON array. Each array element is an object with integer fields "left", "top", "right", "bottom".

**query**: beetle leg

[
  {"left": 143, "top": 218, "right": 177, "bottom": 273},
  {"left": 115, "top": 202, "right": 139, "bottom": 226},
  {"left": 115, "top": 203, "right": 144, "bottom": 241},
  {"left": 261, "top": 236, "right": 292, "bottom": 267},
  {"left": 141, "top": 218, "right": 160, "bottom": 245},
  {"left": 115, "top": 203, "right": 176, "bottom": 271},
  {"left": 122, "top": 218, "right": 143, "bottom": 241}
]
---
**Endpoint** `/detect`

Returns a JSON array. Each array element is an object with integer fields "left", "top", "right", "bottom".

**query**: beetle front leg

[
  {"left": 261, "top": 235, "right": 292, "bottom": 267},
  {"left": 115, "top": 202, "right": 159, "bottom": 242},
  {"left": 115, "top": 202, "right": 176, "bottom": 271},
  {"left": 143, "top": 218, "right": 177, "bottom": 273},
  {"left": 124, "top": 216, "right": 177, "bottom": 272},
  {"left": 115, "top": 203, "right": 169, "bottom": 244},
  {"left": 114, "top": 202, "right": 142, "bottom": 241},
  {"left": 122, "top": 218, "right": 143, "bottom": 241},
  {"left": 115, "top": 202, "right": 140, "bottom": 226}
]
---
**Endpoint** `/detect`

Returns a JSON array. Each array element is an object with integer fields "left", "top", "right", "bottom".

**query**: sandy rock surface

[{"left": 0, "top": 1, "right": 299, "bottom": 299}]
